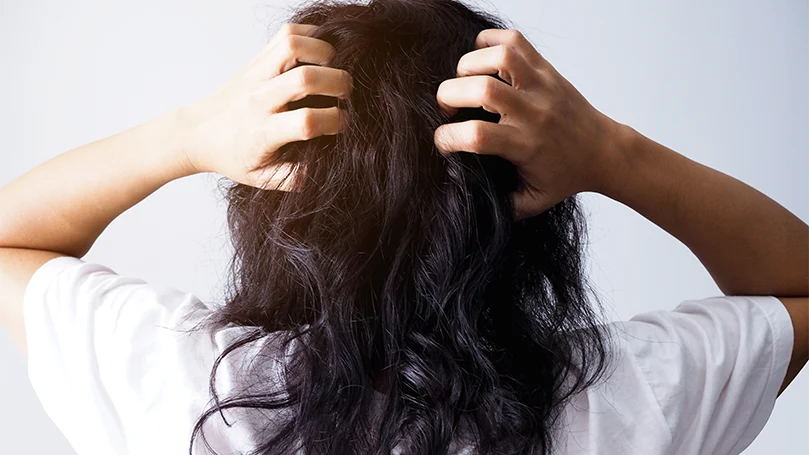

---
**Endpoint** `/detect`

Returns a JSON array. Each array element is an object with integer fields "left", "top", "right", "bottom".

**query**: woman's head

[{"left": 189, "top": 1, "right": 615, "bottom": 454}]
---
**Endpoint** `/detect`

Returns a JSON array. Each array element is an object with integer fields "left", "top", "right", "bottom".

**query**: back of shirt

[{"left": 23, "top": 257, "right": 794, "bottom": 454}]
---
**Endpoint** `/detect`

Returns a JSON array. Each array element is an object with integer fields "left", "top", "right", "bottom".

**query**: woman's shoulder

[{"left": 565, "top": 294, "right": 793, "bottom": 454}]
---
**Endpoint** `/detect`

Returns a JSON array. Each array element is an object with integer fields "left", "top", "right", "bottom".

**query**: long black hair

[{"left": 185, "top": 1, "right": 616, "bottom": 453}]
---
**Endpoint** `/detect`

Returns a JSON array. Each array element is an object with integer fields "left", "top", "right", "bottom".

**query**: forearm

[
  {"left": 0, "top": 108, "right": 199, "bottom": 258},
  {"left": 601, "top": 125, "right": 809, "bottom": 297}
]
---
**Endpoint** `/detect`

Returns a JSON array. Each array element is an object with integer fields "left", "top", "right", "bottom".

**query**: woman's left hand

[{"left": 180, "top": 23, "right": 352, "bottom": 189}]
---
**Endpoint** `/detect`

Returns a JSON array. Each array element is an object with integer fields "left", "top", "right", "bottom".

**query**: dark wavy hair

[{"left": 184, "top": 1, "right": 616, "bottom": 454}]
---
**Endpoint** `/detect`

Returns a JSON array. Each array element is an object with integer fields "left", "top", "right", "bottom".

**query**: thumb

[
  {"left": 245, "top": 162, "right": 303, "bottom": 191},
  {"left": 512, "top": 187, "right": 554, "bottom": 221}
]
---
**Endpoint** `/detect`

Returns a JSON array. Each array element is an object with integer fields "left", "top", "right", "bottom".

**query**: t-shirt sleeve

[
  {"left": 621, "top": 295, "right": 794, "bottom": 455},
  {"left": 23, "top": 256, "right": 219, "bottom": 455}
]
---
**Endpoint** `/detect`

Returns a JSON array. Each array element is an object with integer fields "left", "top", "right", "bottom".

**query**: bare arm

[
  {"left": 0, "top": 109, "right": 198, "bottom": 361},
  {"left": 0, "top": 109, "right": 195, "bottom": 258},
  {"left": 601, "top": 124, "right": 809, "bottom": 396},
  {"left": 602, "top": 125, "right": 808, "bottom": 299}
]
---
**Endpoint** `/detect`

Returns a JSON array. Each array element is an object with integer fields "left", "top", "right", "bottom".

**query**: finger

[
  {"left": 275, "top": 22, "right": 319, "bottom": 38},
  {"left": 434, "top": 120, "right": 525, "bottom": 163},
  {"left": 256, "top": 34, "right": 337, "bottom": 78},
  {"left": 246, "top": 162, "right": 304, "bottom": 192},
  {"left": 250, "top": 23, "right": 319, "bottom": 66},
  {"left": 264, "top": 106, "right": 344, "bottom": 148},
  {"left": 436, "top": 75, "right": 523, "bottom": 118},
  {"left": 512, "top": 186, "right": 557, "bottom": 221},
  {"left": 474, "top": 29, "right": 551, "bottom": 71},
  {"left": 259, "top": 65, "right": 353, "bottom": 112},
  {"left": 512, "top": 191, "right": 530, "bottom": 221},
  {"left": 456, "top": 44, "right": 540, "bottom": 90},
  {"left": 265, "top": 23, "right": 320, "bottom": 50}
]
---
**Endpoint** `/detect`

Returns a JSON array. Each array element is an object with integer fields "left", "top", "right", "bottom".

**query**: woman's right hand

[
  {"left": 181, "top": 23, "right": 351, "bottom": 190},
  {"left": 434, "top": 29, "right": 634, "bottom": 221}
]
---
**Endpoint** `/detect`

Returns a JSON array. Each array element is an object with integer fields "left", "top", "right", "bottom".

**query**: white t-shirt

[{"left": 23, "top": 256, "right": 794, "bottom": 455}]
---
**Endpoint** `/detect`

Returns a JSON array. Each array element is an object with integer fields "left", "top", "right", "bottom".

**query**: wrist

[
  {"left": 593, "top": 120, "right": 639, "bottom": 199},
  {"left": 114, "top": 107, "right": 205, "bottom": 183},
  {"left": 174, "top": 104, "right": 212, "bottom": 175}
]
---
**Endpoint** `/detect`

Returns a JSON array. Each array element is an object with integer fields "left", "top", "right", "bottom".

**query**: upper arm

[
  {"left": 776, "top": 296, "right": 809, "bottom": 397},
  {"left": 5, "top": 250, "right": 219, "bottom": 453},
  {"left": 625, "top": 295, "right": 795, "bottom": 454},
  {"left": 0, "top": 247, "right": 66, "bottom": 361}
]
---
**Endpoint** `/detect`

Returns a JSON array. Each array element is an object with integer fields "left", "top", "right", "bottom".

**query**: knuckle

[
  {"left": 296, "top": 65, "right": 316, "bottom": 89},
  {"left": 279, "top": 23, "right": 296, "bottom": 36},
  {"left": 479, "top": 77, "right": 498, "bottom": 101},
  {"left": 299, "top": 108, "right": 319, "bottom": 139},
  {"left": 497, "top": 45, "right": 515, "bottom": 68},
  {"left": 505, "top": 29, "right": 526, "bottom": 46},
  {"left": 282, "top": 35, "right": 301, "bottom": 57},
  {"left": 468, "top": 121, "right": 488, "bottom": 149},
  {"left": 342, "top": 70, "right": 354, "bottom": 91}
]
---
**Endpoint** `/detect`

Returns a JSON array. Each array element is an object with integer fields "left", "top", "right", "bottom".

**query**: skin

[{"left": 0, "top": 22, "right": 806, "bottom": 409}]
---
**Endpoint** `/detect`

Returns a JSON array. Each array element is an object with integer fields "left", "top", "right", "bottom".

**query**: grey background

[{"left": 1, "top": 0, "right": 807, "bottom": 453}]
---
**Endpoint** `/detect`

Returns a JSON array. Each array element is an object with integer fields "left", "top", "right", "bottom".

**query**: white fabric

[{"left": 23, "top": 256, "right": 794, "bottom": 455}]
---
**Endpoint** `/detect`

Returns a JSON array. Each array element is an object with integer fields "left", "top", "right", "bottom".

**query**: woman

[{"left": 0, "top": 0, "right": 806, "bottom": 454}]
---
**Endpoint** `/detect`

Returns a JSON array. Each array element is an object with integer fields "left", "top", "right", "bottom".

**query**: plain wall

[{"left": 1, "top": 0, "right": 806, "bottom": 453}]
